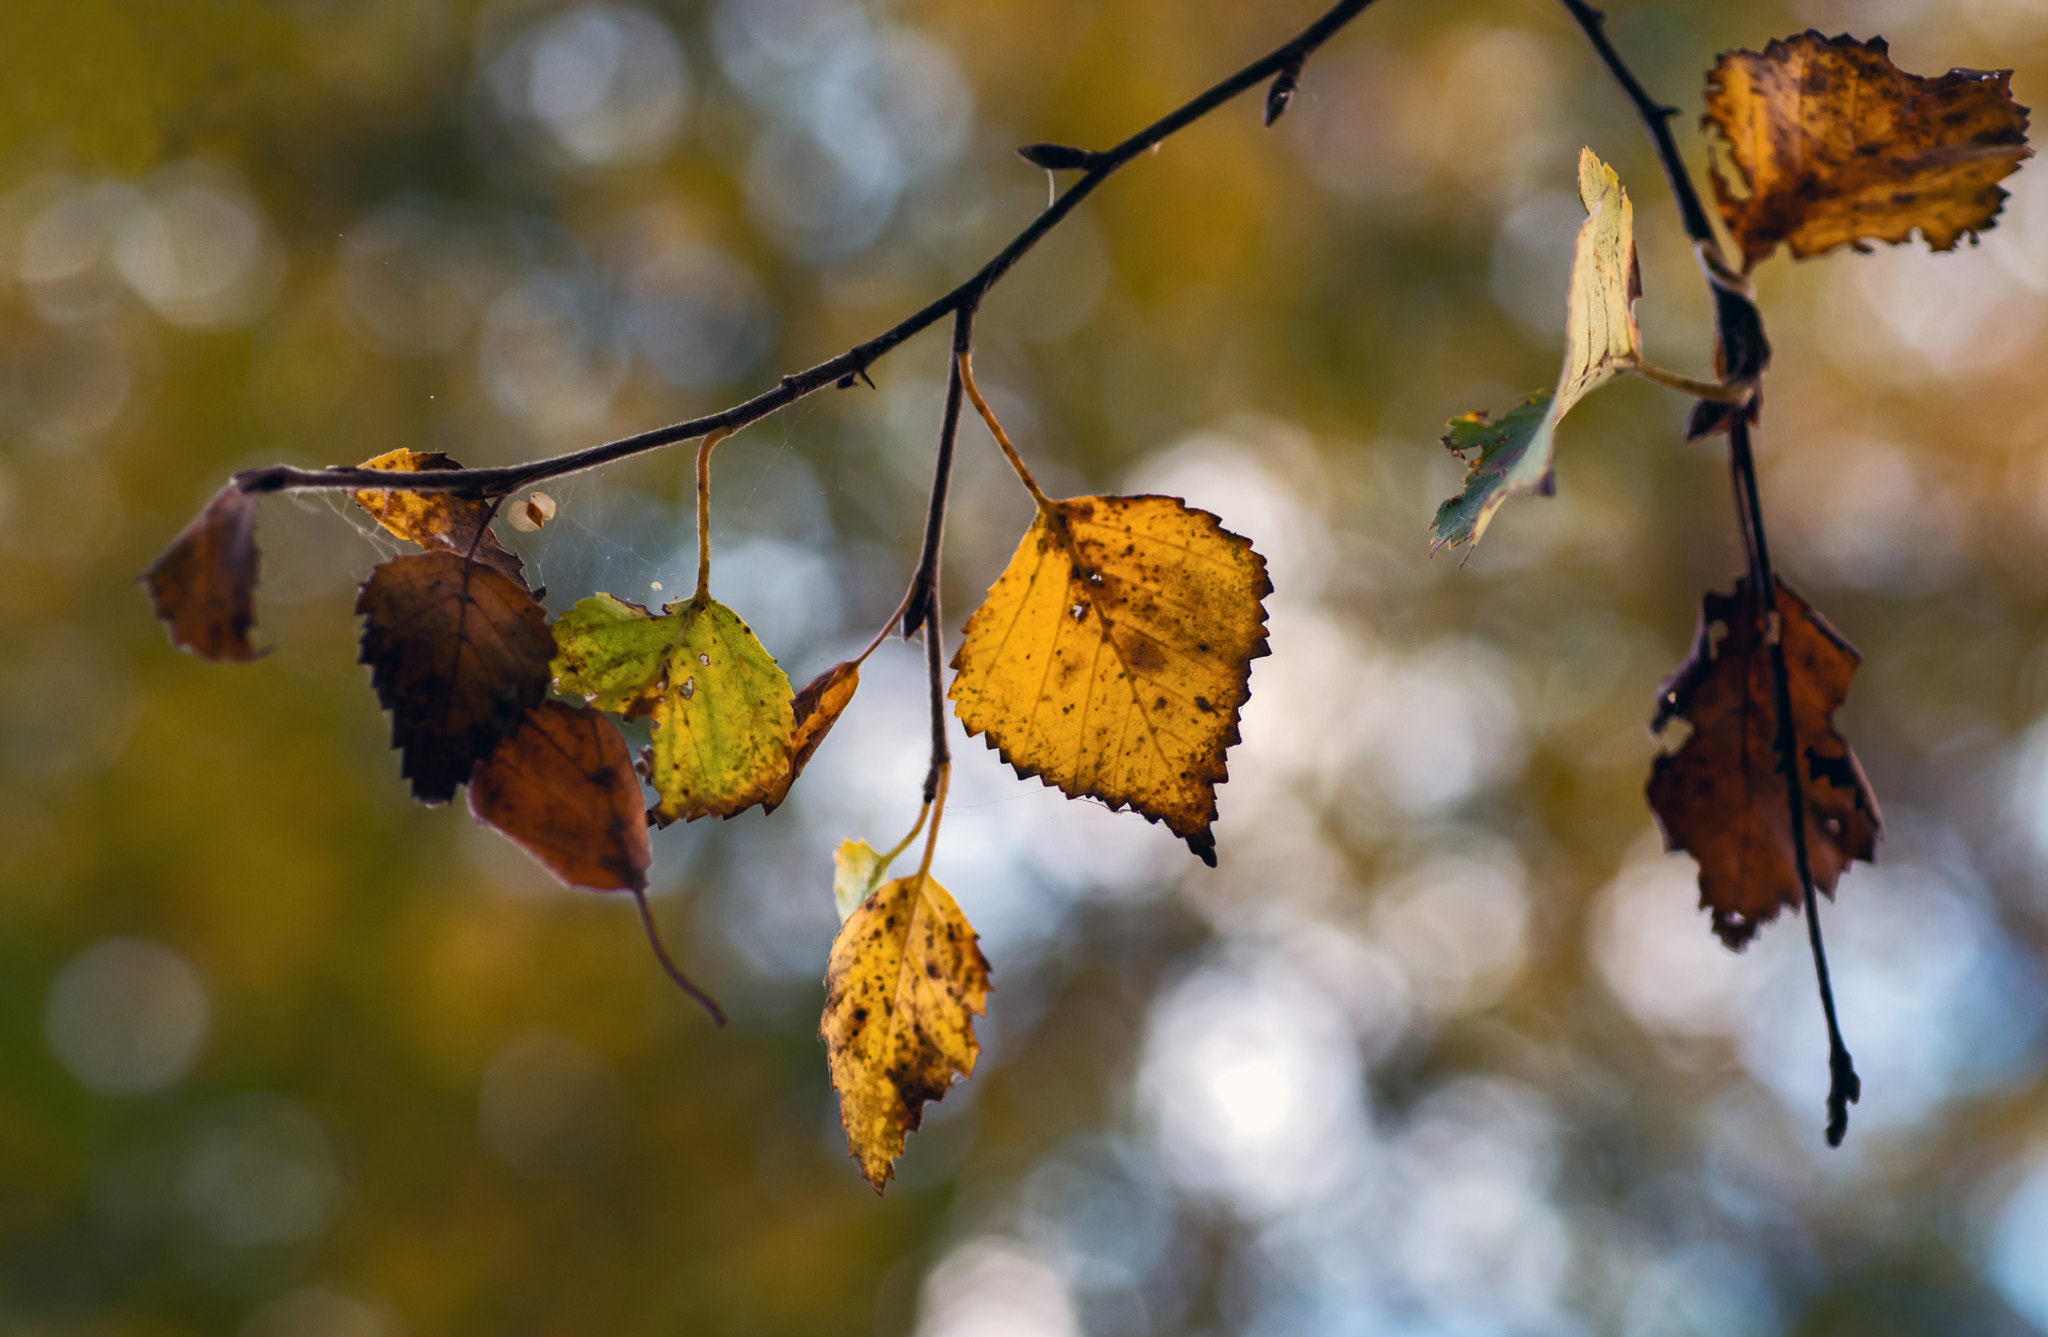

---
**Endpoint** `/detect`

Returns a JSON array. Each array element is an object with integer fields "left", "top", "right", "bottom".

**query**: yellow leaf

[
  {"left": 820, "top": 870, "right": 990, "bottom": 1192},
  {"left": 352, "top": 449, "right": 526, "bottom": 586},
  {"left": 1704, "top": 31, "right": 2033, "bottom": 268},
  {"left": 950, "top": 494, "right": 1270, "bottom": 866},
  {"left": 1433, "top": 148, "right": 1639, "bottom": 552},
  {"left": 551, "top": 592, "right": 795, "bottom": 824}
]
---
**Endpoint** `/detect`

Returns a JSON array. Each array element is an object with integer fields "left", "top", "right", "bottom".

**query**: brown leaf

[
  {"left": 140, "top": 484, "right": 262, "bottom": 662},
  {"left": 357, "top": 550, "right": 555, "bottom": 805},
  {"left": 469, "top": 700, "right": 651, "bottom": 892},
  {"left": 761, "top": 660, "right": 860, "bottom": 814},
  {"left": 353, "top": 449, "right": 526, "bottom": 585},
  {"left": 1647, "top": 577, "right": 1883, "bottom": 949},
  {"left": 1704, "top": 31, "right": 2033, "bottom": 268}
]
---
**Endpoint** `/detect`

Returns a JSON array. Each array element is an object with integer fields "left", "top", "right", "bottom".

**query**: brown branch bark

[{"left": 228, "top": 0, "right": 1380, "bottom": 502}]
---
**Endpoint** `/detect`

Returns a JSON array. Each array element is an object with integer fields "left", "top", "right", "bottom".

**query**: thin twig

[
  {"left": 1730, "top": 417, "right": 1859, "bottom": 1145},
  {"left": 631, "top": 887, "right": 728, "bottom": 1026},
  {"left": 904, "top": 308, "right": 976, "bottom": 638},
  {"left": 228, "top": 0, "right": 1380, "bottom": 502},
  {"left": 1562, "top": 0, "right": 1854, "bottom": 1143}
]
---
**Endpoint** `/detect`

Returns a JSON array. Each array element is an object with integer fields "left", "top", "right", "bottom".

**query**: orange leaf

[
  {"left": 469, "top": 700, "right": 651, "bottom": 892},
  {"left": 140, "top": 484, "right": 262, "bottom": 662},
  {"left": 1647, "top": 577, "right": 1883, "bottom": 949},
  {"left": 357, "top": 551, "right": 555, "bottom": 805},
  {"left": 761, "top": 660, "right": 860, "bottom": 814},
  {"left": 1704, "top": 31, "right": 2033, "bottom": 268}
]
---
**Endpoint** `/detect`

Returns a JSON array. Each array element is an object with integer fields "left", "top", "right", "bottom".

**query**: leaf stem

[
  {"left": 1629, "top": 360, "right": 1750, "bottom": 404},
  {"left": 630, "top": 887, "right": 727, "bottom": 1026},
  {"left": 694, "top": 428, "right": 730, "bottom": 603},
  {"left": 228, "top": 0, "right": 1382, "bottom": 502},
  {"left": 916, "top": 763, "right": 950, "bottom": 885},
  {"left": 958, "top": 352, "right": 1056, "bottom": 513},
  {"left": 1729, "top": 416, "right": 1858, "bottom": 1145}
]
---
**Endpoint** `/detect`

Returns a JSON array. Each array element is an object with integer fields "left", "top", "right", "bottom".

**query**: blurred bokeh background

[{"left": 2, "top": 0, "right": 2046, "bottom": 1332}]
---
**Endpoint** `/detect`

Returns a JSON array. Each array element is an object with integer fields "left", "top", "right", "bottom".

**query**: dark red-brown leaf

[
  {"left": 1648, "top": 576, "right": 1883, "bottom": 949},
  {"left": 357, "top": 550, "right": 554, "bottom": 805},
  {"left": 140, "top": 484, "right": 262, "bottom": 662},
  {"left": 469, "top": 700, "right": 651, "bottom": 892}
]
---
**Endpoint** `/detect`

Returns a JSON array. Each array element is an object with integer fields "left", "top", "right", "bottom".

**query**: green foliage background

[{"left": 3, "top": 0, "right": 2048, "bottom": 1333}]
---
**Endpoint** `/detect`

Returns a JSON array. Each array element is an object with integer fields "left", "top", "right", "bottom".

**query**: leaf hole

[{"left": 681, "top": 676, "right": 696, "bottom": 700}]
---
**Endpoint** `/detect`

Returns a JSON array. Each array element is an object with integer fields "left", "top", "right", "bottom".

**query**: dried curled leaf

[
  {"left": 141, "top": 484, "right": 262, "bottom": 662},
  {"left": 1647, "top": 577, "right": 1883, "bottom": 949},
  {"left": 821, "top": 870, "right": 990, "bottom": 1191},
  {"left": 469, "top": 700, "right": 651, "bottom": 892},
  {"left": 357, "top": 551, "right": 555, "bottom": 805},
  {"left": 551, "top": 592, "right": 794, "bottom": 824},
  {"left": 762, "top": 660, "right": 860, "bottom": 814},
  {"left": 1704, "top": 31, "right": 2033, "bottom": 268},
  {"left": 352, "top": 449, "right": 526, "bottom": 585},
  {"left": 950, "top": 494, "right": 1270, "bottom": 867},
  {"left": 1433, "top": 149, "right": 1640, "bottom": 552}
]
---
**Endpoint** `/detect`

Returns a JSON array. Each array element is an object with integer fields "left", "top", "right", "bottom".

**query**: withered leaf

[
  {"left": 762, "top": 660, "right": 860, "bottom": 814},
  {"left": 1704, "top": 31, "right": 2033, "bottom": 268},
  {"left": 1434, "top": 150, "right": 1642, "bottom": 553},
  {"left": 468, "top": 700, "right": 651, "bottom": 892},
  {"left": 141, "top": 484, "right": 262, "bottom": 662},
  {"left": 357, "top": 550, "right": 555, "bottom": 805},
  {"left": 821, "top": 869, "right": 990, "bottom": 1192},
  {"left": 1647, "top": 577, "right": 1883, "bottom": 949},
  {"left": 352, "top": 449, "right": 526, "bottom": 585},
  {"left": 950, "top": 494, "right": 1271, "bottom": 867}
]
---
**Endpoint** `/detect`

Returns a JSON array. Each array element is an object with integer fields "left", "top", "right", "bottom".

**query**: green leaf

[
  {"left": 1430, "top": 394, "right": 1556, "bottom": 553},
  {"left": 552, "top": 592, "right": 795, "bottom": 824}
]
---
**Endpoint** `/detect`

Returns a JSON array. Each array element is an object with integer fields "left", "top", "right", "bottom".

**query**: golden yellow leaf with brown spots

[
  {"left": 949, "top": 494, "right": 1270, "bottom": 866},
  {"left": 352, "top": 449, "right": 526, "bottom": 585},
  {"left": 1704, "top": 31, "right": 2032, "bottom": 269},
  {"left": 821, "top": 870, "right": 990, "bottom": 1192}
]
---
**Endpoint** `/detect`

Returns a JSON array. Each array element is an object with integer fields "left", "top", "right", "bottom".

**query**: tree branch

[
  {"left": 228, "top": 0, "right": 1380, "bottom": 503},
  {"left": 1564, "top": 0, "right": 1856, "bottom": 1144}
]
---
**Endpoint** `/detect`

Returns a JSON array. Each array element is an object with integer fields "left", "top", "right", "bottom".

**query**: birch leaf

[
  {"left": 1434, "top": 148, "right": 1643, "bottom": 552},
  {"left": 1647, "top": 576, "right": 1883, "bottom": 949},
  {"left": 821, "top": 870, "right": 990, "bottom": 1192},
  {"left": 469, "top": 700, "right": 652, "bottom": 892},
  {"left": 1704, "top": 31, "right": 2033, "bottom": 269},
  {"left": 352, "top": 449, "right": 526, "bottom": 586},
  {"left": 551, "top": 592, "right": 794, "bottom": 824},
  {"left": 356, "top": 551, "right": 555, "bottom": 805},
  {"left": 762, "top": 660, "right": 860, "bottom": 814},
  {"left": 141, "top": 484, "right": 262, "bottom": 662},
  {"left": 950, "top": 494, "right": 1270, "bottom": 867},
  {"left": 831, "top": 839, "right": 887, "bottom": 924}
]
